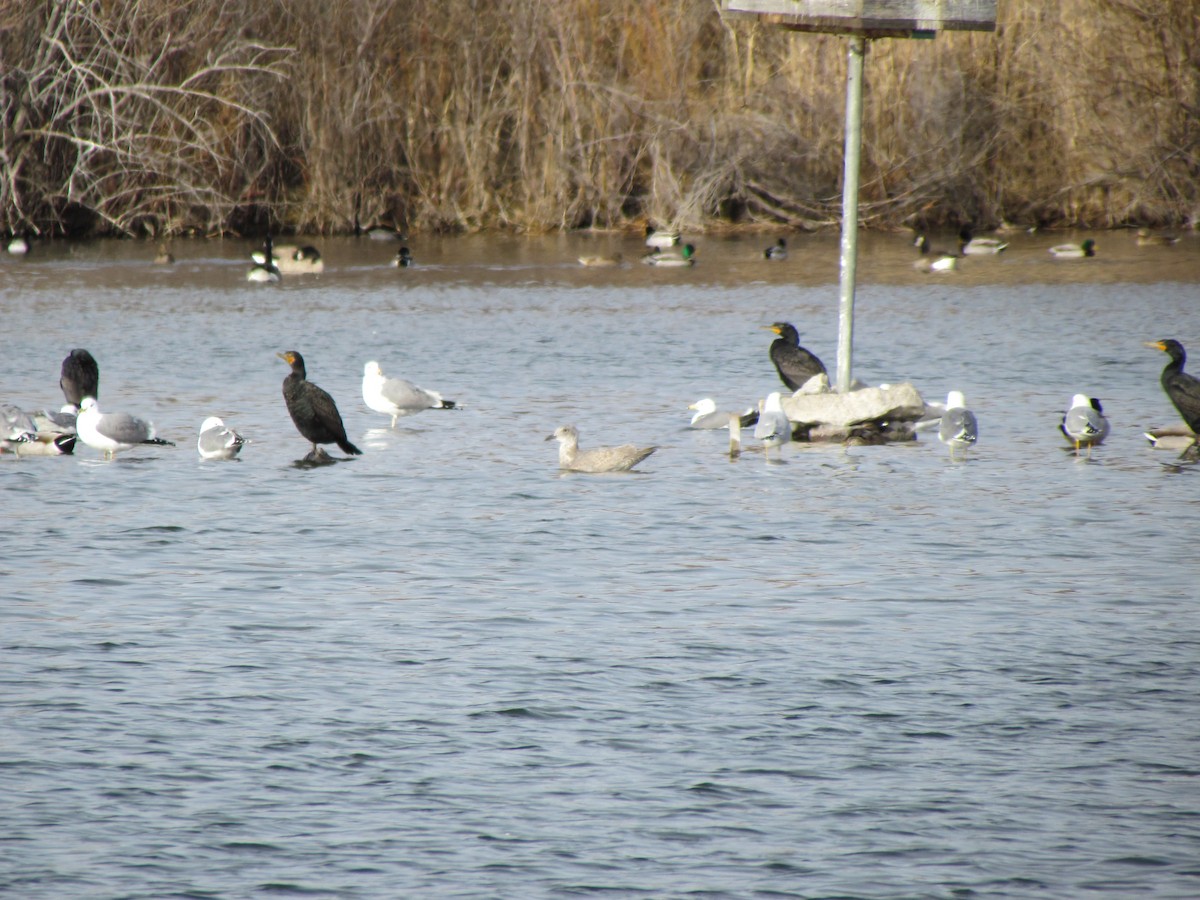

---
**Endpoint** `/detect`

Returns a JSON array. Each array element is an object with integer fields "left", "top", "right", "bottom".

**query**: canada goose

[
  {"left": 913, "top": 234, "right": 960, "bottom": 272},
  {"left": 247, "top": 237, "right": 281, "bottom": 282}
]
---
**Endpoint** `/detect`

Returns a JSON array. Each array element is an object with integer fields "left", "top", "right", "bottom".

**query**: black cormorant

[
  {"left": 1147, "top": 339, "right": 1200, "bottom": 432},
  {"left": 765, "top": 322, "right": 827, "bottom": 391},
  {"left": 278, "top": 350, "right": 362, "bottom": 459},
  {"left": 60, "top": 349, "right": 99, "bottom": 409}
]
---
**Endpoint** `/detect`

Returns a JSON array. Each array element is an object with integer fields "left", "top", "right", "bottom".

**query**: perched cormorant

[
  {"left": 545, "top": 425, "right": 656, "bottom": 473},
  {"left": 1147, "top": 339, "right": 1200, "bottom": 432},
  {"left": 1060, "top": 394, "right": 1110, "bottom": 455},
  {"left": 765, "top": 322, "right": 827, "bottom": 391},
  {"left": 278, "top": 350, "right": 362, "bottom": 459},
  {"left": 60, "top": 349, "right": 99, "bottom": 409}
]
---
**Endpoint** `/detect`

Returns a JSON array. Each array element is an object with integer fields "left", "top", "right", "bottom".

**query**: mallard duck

[
  {"left": 642, "top": 243, "right": 695, "bottom": 267},
  {"left": 391, "top": 247, "right": 414, "bottom": 268},
  {"left": 644, "top": 224, "right": 681, "bottom": 249},
  {"left": 1049, "top": 239, "right": 1096, "bottom": 258},
  {"left": 153, "top": 244, "right": 175, "bottom": 264},
  {"left": 959, "top": 227, "right": 1008, "bottom": 255},
  {"left": 913, "top": 234, "right": 959, "bottom": 272},
  {"left": 1135, "top": 228, "right": 1179, "bottom": 247},
  {"left": 764, "top": 238, "right": 788, "bottom": 260},
  {"left": 578, "top": 253, "right": 623, "bottom": 267}
]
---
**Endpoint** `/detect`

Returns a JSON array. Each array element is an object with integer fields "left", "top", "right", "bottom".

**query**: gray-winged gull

[
  {"left": 688, "top": 398, "right": 758, "bottom": 430},
  {"left": 754, "top": 391, "right": 791, "bottom": 456},
  {"left": 938, "top": 391, "right": 978, "bottom": 458},
  {"left": 362, "top": 361, "right": 457, "bottom": 427},
  {"left": 546, "top": 425, "right": 656, "bottom": 473},
  {"left": 77, "top": 397, "right": 174, "bottom": 458},
  {"left": 1060, "top": 394, "right": 1109, "bottom": 455},
  {"left": 198, "top": 416, "right": 247, "bottom": 460}
]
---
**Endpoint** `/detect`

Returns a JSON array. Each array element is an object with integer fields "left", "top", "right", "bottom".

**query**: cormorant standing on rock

[
  {"left": 765, "top": 322, "right": 826, "bottom": 391},
  {"left": 1147, "top": 339, "right": 1200, "bottom": 432},
  {"left": 278, "top": 350, "right": 362, "bottom": 460}
]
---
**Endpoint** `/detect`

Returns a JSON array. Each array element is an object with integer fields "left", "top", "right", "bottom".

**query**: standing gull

[
  {"left": 362, "top": 361, "right": 457, "bottom": 427},
  {"left": 754, "top": 391, "right": 791, "bottom": 457},
  {"left": 765, "top": 322, "right": 827, "bottom": 391},
  {"left": 76, "top": 397, "right": 174, "bottom": 459},
  {"left": 1146, "top": 338, "right": 1200, "bottom": 433},
  {"left": 938, "top": 391, "right": 978, "bottom": 459},
  {"left": 278, "top": 350, "right": 362, "bottom": 460},
  {"left": 1060, "top": 394, "right": 1110, "bottom": 455},
  {"left": 197, "top": 416, "right": 248, "bottom": 460},
  {"left": 546, "top": 425, "right": 656, "bottom": 473}
]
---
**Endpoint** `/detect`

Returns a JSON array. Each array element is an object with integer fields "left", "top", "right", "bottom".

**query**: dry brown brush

[{"left": 2, "top": 0, "right": 1197, "bottom": 237}]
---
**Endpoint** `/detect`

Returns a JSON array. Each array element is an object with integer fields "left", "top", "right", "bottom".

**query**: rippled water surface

[{"left": 3, "top": 232, "right": 1199, "bottom": 899}]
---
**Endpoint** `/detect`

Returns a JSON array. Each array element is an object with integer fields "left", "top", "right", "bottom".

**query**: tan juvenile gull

[{"left": 546, "top": 425, "right": 656, "bottom": 473}]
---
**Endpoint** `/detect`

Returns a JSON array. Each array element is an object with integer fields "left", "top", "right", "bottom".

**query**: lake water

[{"left": 2, "top": 230, "right": 1199, "bottom": 899}]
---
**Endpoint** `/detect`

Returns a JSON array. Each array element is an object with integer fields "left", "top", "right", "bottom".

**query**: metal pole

[{"left": 836, "top": 36, "right": 866, "bottom": 394}]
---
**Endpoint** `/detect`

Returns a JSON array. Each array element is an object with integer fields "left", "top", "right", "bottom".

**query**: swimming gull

[
  {"left": 1060, "top": 394, "right": 1109, "bottom": 455},
  {"left": 545, "top": 425, "right": 656, "bottom": 473},
  {"left": 76, "top": 397, "right": 173, "bottom": 459},
  {"left": 688, "top": 398, "right": 757, "bottom": 430},
  {"left": 765, "top": 322, "right": 827, "bottom": 391},
  {"left": 279, "top": 351, "right": 362, "bottom": 460},
  {"left": 197, "top": 416, "right": 248, "bottom": 460},
  {"left": 938, "top": 391, "right": 978, "bottom": 459},
  {"left": 362, "top": 361, "right": 457, "bottom": 427},
  {"left": 1146, "top": 338, "right": 1200, "bottom": 433},
  {"left": 754, "top": 391, "right": 791, "bottom": 456}
]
